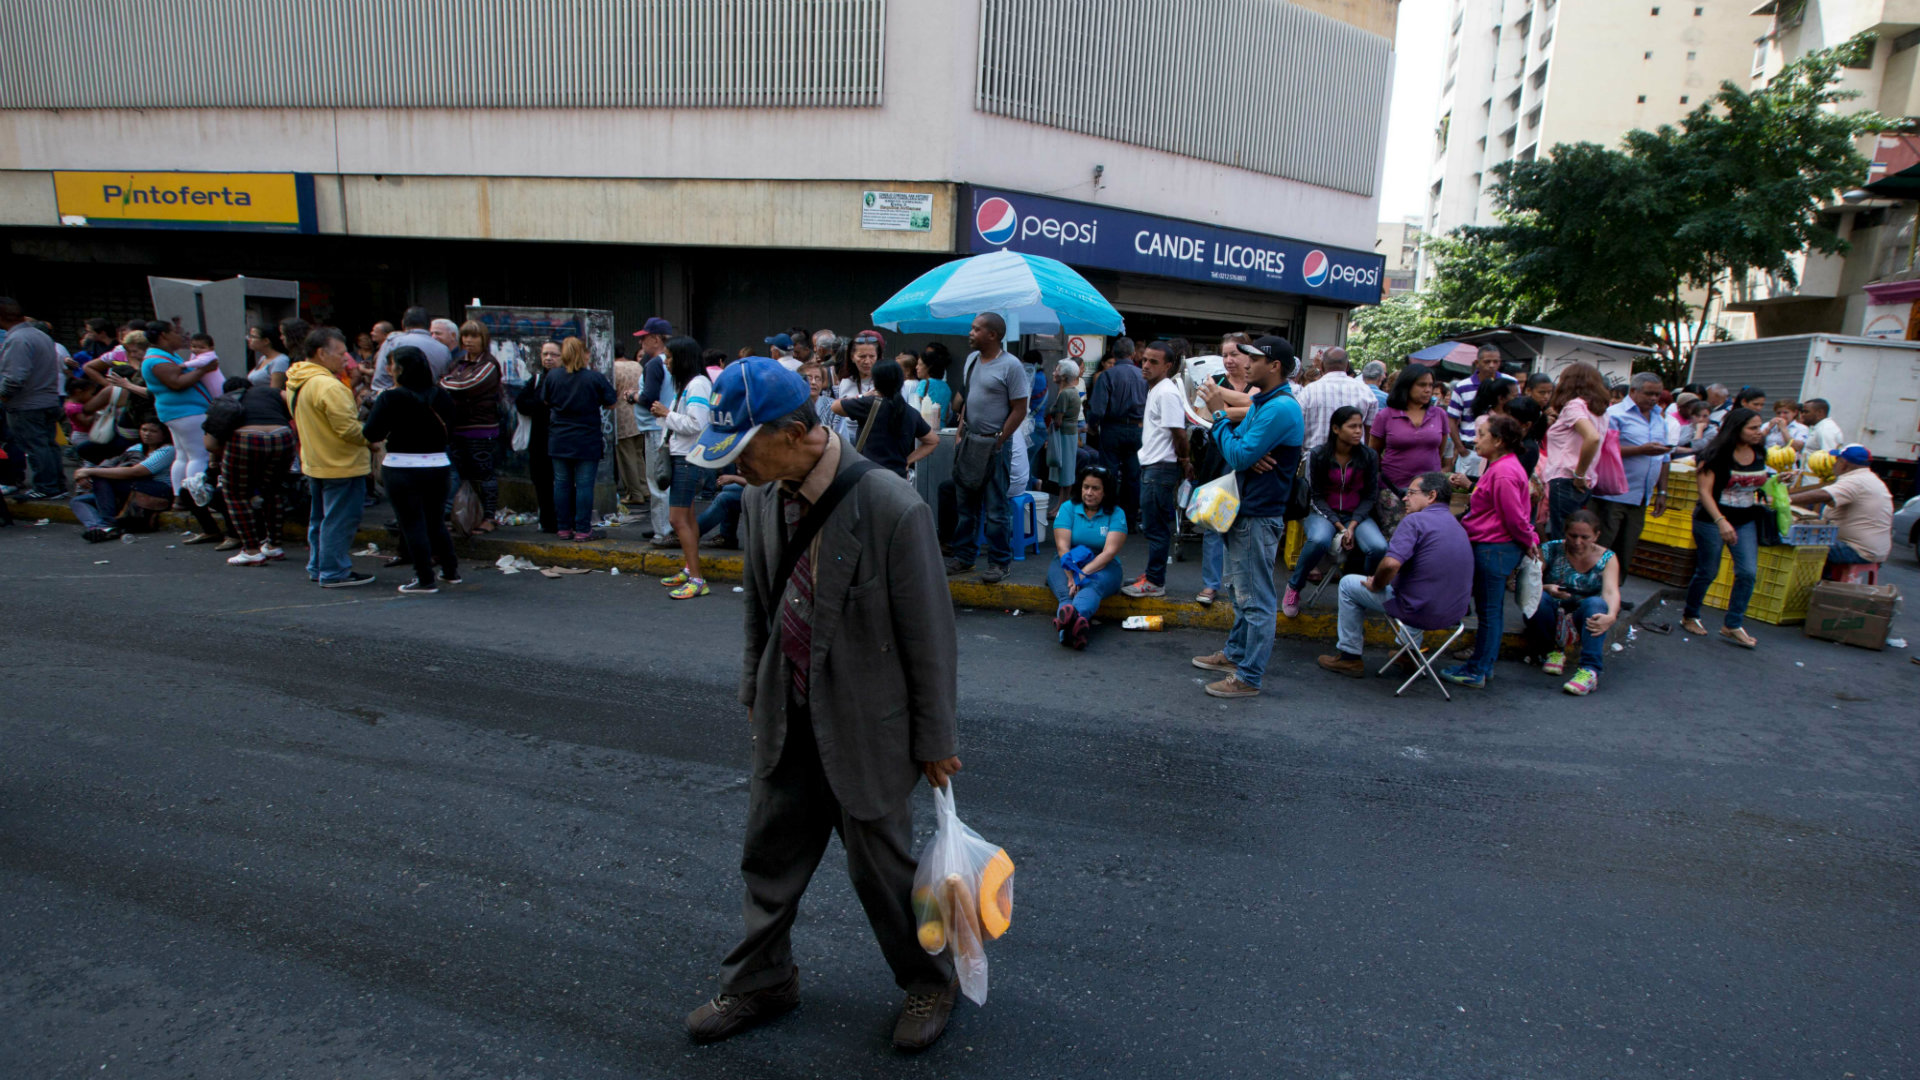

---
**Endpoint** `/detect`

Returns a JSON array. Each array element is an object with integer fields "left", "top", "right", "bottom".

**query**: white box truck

[{"left": 1689, "top": 334, "right": 1920, "bottom": 477}]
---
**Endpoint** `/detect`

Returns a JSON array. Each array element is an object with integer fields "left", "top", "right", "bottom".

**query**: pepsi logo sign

[
  {"left": 976, "top": 197, "right": 1018, "bottom": 246},
  {"left": 1302, "top": 250, "right": 1330, "bottom": 288}
]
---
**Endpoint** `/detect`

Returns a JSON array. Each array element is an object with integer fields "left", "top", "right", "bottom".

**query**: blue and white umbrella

[{"left": 871, "top": 250, "right": 1124, "bottom": 338}]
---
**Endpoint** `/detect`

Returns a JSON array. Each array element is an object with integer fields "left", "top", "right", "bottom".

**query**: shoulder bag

[
  {"left": 88, "top": 386, "right": 124, "bottom": 443},
  {"left": 764, "top": 460, "right": 880, "bottom": 636}
]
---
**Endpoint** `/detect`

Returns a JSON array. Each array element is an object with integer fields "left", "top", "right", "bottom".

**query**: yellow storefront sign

[{"left": 54, "top": 171, "right": 311, "bottom": 232}]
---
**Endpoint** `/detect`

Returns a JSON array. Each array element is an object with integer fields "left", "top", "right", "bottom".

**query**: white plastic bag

[
  {"left": 1185, "top": 472, "right": 1241, "bottom": 534},
  {"left": 912, "top": 784, "right": 1014, "bottom": 1006},
  {"left": 512, "top": 410, "right": 533, "bottom": 452},
  {"left": 1517, "top": 555, "right": 1544, "bottom": 618}
]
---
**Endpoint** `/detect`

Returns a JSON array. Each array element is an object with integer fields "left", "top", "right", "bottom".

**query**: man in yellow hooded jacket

[{"left": 285, "top": 327, "right": 375, "bottom": 587}]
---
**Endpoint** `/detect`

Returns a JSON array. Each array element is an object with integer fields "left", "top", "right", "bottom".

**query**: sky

[{"left": 1380, "top": 0, "right": 1448, "bottom": 224}]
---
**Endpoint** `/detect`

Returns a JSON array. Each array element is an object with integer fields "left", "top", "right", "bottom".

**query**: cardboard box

[{"left": 1802, "top": 582, "right": 1900, "bottom": 650}]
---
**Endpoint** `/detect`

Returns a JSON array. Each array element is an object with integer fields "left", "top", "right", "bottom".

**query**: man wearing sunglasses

[{"left": 1191, "top": 335, "right": 1305, "bottom": 699}]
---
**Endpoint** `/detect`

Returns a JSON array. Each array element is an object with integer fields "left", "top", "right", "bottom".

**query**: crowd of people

[{"left": 2, "top": 295, "right": 1900, "bottom": 693}]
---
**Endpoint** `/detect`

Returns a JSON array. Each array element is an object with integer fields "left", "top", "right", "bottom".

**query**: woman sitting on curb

[
  {"left": 1525, "top": 508, "right": 1621, "bottom": 696},
  {"left": 1047, "top": 465, "right": 1128, "bottom": 650}
]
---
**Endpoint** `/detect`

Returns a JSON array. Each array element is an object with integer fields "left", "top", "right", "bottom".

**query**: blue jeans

[
  {"left": 553, "top": 456, "right": 600, "bottom": 533},
  {"left": 699, "top": 482, "right": 744, "bottom": 543},
  {"left": 71, "top": 476, "right": 172, "bottom": 530},
  {"left": 1461, "top": 541, "right": 1524, "bottom": 680},
  {"left": 1526, "top": 594, "right": 1609, "bottom": 673},
  {"left": 5, "top": 404, "right": 64, "bottom": 494},
  {"left": 1046, "top": 557, "right": 1124, "bottom": 620},
  {"left": 1224, "top": 514, "right": 1286, "bottom": 688},
  {"left": 1336, "top": 574, "right": 1391, "bottom": 656},
  {"left": 1827, "top": 541, "right": 1873, "bottom": 565},
  {"left": 1288, "top": 513, "right": 1388, "bottom": 590},
  {"left": 1546, "top": 478, "right": 1588, "bottom": 541},
  {"left": 1686, "top": 517, "right": 1759, "bottom": 629},
  {"left": 1201, "top": 528, "right": 1225, "bottom": 592},
  {"left": 306, "top": 476, "right": 367, "bottom": 583},
  {"left": 1140, "top": 461, "right": 1183, "bottom": 585},
  {"left": 951, "top": 439, "right": 1011, "bottom": 567}
]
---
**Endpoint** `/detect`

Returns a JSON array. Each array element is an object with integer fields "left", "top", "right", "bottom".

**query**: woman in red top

[{"left": 1442, "top": 414, "right": 1542, "bottom": 689}]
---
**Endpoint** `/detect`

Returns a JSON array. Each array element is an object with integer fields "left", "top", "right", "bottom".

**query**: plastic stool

[
  {"left": 1824, "top": 561, "right": 1880, "bottom": 585},
  {"left": 977, "top": 492, "right": 1039, "bottom": 561}
]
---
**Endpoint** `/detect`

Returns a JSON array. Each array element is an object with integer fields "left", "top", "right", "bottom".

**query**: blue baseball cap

[
  {"left": 687, "top": 358, "right": 811, "bottom": 469},
  {"left": 1837, "top": 443, "right": 1871, "bottom": 465},
  {"left": 763, "top": 332, "right": 794, "bottom": 350}
]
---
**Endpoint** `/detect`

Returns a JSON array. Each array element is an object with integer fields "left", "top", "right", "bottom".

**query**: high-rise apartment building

[{"left": 1421, "top": 0, "right": 1766, "bottom": 277}]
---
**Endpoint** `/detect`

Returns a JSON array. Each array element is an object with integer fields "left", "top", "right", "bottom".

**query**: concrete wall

[{"left": 0, "top": 0, "right": 1387, "bottom": 253}]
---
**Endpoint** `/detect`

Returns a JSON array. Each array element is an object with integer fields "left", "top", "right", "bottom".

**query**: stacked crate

[{"left": 1702, "top": 544, "right": 1830, "bottom": 625}]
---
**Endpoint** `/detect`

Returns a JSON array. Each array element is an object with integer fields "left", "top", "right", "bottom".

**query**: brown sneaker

[
  {"left": 1204, "top": 675, "right": 1260, "bottom": 699},
  {"left": 892, "top": 980, "right": 959, "bottom": 1052},
  {"left": 1317, "top": 653, "right": 1366, "bottom": 678},
  {"left": 684, "top": 968, "right": 800, "bottom": 1043},
  {"left": 1191, "top": 650, "right": 1235, "bottom": 673}
]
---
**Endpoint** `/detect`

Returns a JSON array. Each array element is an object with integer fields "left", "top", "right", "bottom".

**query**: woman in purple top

[
  {"left": 1284, "top": 405, "right": 1385, "bottom": 615},
  {"left": 1368, "top": 363, "right": 1448, "bottom": 492}
]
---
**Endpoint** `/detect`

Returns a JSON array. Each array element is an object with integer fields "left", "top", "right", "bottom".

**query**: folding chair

[{"left": 1381, "top": 616, "right": 1468, "bottom": 700}]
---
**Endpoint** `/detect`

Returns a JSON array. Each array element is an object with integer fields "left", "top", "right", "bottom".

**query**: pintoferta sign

[{"left": 963, "top": 186, "right": 1384, "bottom": 305}]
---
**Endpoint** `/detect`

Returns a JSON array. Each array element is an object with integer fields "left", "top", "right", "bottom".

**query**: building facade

[
  {"left": 0, "top": 0, "right": 1396, "bottom": 359},
  {"left": 1377, "top": 217, "right": 1422, "bottom": 296},
  {"left": 1421, "top": 0, "right": 1766, "bottom": 264},
  {"left": 1726, "top": 0, "right": 1920, "bottom": 340}
]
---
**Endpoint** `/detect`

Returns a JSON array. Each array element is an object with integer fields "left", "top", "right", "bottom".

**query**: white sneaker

[
  {"left": 227, "top": 550, "right": 269, "bottom": 566},
  {"left": 260, "top": 545, "right": 286, "bottom": 560}
]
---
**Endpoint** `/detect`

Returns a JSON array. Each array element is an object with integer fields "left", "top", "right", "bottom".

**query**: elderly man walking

[{"left": 682, "top": 359, "right": 963, "bottom": 1052}]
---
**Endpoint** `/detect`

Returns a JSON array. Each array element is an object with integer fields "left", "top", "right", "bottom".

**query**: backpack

[{"left": 202, "top": 387, "right": 250, "bottom": 441}]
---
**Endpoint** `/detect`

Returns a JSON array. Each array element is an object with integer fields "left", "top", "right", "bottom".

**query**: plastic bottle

[{"left": 1121, "top": 615, "right": 1165, "bottom": 631}]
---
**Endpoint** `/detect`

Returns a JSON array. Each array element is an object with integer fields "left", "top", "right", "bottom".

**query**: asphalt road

[{"left": 2, "top": 524, "right": 1916, "bottom": 1079}]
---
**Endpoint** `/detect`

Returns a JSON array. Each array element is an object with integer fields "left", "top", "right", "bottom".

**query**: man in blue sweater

[{"left": 1191, "top": 335, "right": 1305, "bottom": 699}]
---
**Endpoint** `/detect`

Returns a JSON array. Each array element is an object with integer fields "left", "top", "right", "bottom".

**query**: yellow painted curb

[{"left": 14, "top": 499, "right": 1499, "bottom": 649}]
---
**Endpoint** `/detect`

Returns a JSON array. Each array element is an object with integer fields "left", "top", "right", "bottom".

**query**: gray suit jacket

[{"left": 739, "top": 436, "right": 959, "bottom": 821}]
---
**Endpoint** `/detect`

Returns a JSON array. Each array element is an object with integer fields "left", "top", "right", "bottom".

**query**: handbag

[
  {"left": 511, "top": 409, "right": 532, "bottom": 452},
  {"left": 1591, "top": 428, "right": 1628, "bottom": 497},
  {"left": 88, "top": 387, "right": 124, "bottom": 443},
  {"left": 952, "top": 426, "right": 1001, "bottom": 493},
  {"left": 1283, "top": 457, "right": 1312, "bottom": 522}
]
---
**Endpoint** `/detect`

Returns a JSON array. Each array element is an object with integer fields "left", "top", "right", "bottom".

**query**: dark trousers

[
  {"left": 1590, "top": 498, "right": 1645, "bottom": 573},
  {"left": 553, "top": 456, "right": 599, "bottom": 533},
  {"left": 449, "top": 434, "right": 499, "bottom": 516},
  {"left": 5, "top": 405, "right": 65, "bottom": 494},
  {"left": 385, "top": 465, "right": 458, "bottom": 586},
  {"left": 949, "top": 439, "right": 1011, "bottom": 568},
  {"left": 528, "top": 443, "right": 557, "bottom": 533},
  {"left": 1546, "top": 478, "right": 1589, "bottom": 541},
  {"left": 718, "top": 702, "right": 953, "bottom": 996},
  {"left": 1140, "top": 460, "right": 1183, "bottom": 585},
  {"left": 1097, "top": 423, "right": 1143, "bottom": 529}
]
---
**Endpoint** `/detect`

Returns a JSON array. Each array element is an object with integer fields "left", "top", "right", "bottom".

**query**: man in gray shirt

[
  {"left": 0, "top": 297, "right": 67, "bottom": 498},
  {"left": 370, "top": 305, "right": 453, "bottom": 391},
  {"left": 946, "top": 312, "right": 1028, "bottom": 583}
]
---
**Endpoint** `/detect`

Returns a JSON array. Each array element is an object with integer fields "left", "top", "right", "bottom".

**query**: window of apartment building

[
  {"left": 1637, "top": 94, "right": 1647, "bottom": 102},
  {"left": 1687, "top": 51, "right": 1697, "bottom": 60},
  {"left": 1693, "top": 5, "right": 1703, "bottom": 13},
  {"left": 1680, "top": 95, "right": 1689, "bottom": 103},
  {"left": 1650, "top": 6, "right": 1659, "bottom": 14}
]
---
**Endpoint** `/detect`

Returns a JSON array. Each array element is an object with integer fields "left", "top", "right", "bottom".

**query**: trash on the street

[
  {"left": 359, "top": 543, "right": 381, "bottom": 556},
  {"left": 912, "top": 783, "right": 1013, "bottom": 1006},
  {"left": 93, "top": 559, "right": 109, "bottom": 564},
  {"left": 34, "top": 518, "right": 51, "bottom": 526},
  {"left": 609, "top": 566, "right": 621, "bottom": 576},
  {"left": 733, "top": 586, "right": 744, "bottom": 593},
  {"left": 1887, "top": 637, "right": 1907, "bottom": 649},
  {"left": 1121, "top": 615, "right": 1165, "bottom": 631},
  {"left": 1795, "top": 661, "right": 1805, "bottom": 667},
  {"left": 495, "top": 554, "right": 541, "bottom": 574}
]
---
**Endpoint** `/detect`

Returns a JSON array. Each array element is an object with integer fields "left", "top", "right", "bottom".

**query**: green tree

[
  {"left": 1424, "top": 33, "right": 1888, "bottom": 384},
  {"left": 1347, "top": 290, "right": 1474, "bottom": 371}
]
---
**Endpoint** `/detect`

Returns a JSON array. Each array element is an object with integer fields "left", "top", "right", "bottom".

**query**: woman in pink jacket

[{"left": 1442, "top": 413, "right": 1542, "bottom": 689}]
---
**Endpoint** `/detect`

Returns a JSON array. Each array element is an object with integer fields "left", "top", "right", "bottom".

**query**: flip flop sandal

[{"left": 1719, "top": 628, "right": 1758, "bottom": 649}]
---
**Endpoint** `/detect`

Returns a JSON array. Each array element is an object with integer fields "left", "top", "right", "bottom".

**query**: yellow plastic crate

[
  {"left": 1639, "top": 505, "right": 1699, "bottom": 550},
  {"left": 1702, "top": 544, "right": 1829, "bottom": 625}
]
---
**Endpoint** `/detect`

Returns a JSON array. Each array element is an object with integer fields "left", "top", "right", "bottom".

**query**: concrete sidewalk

[{"left": 8, "top": 496, "right": 1667, "bottom": 652}]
